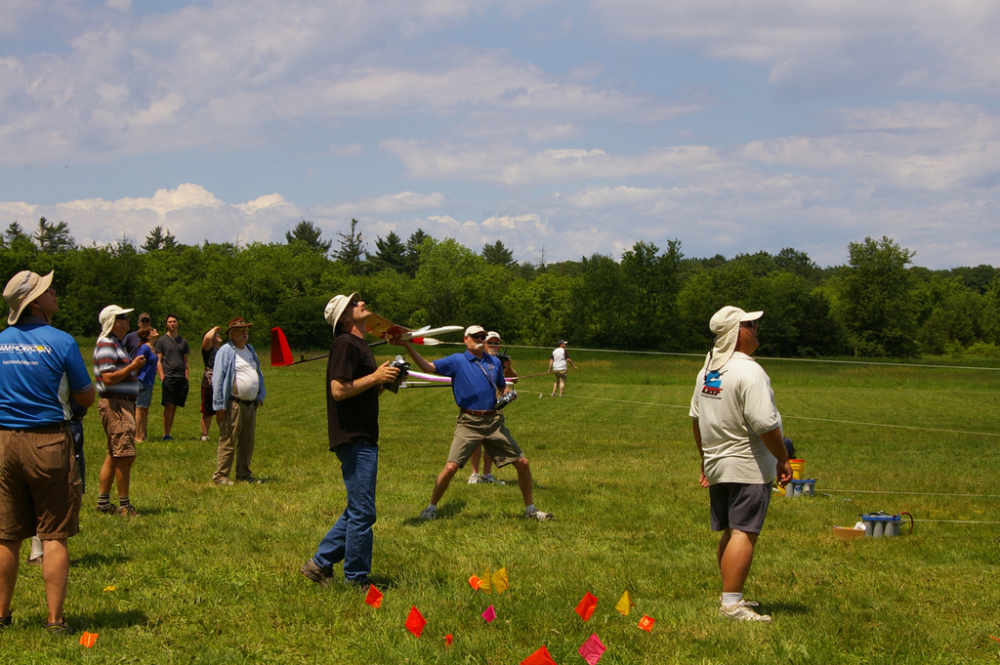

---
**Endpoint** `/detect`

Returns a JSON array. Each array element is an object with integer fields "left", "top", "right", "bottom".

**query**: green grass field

[{"left": 2, "top": 344, "right": 1000, "bottom": 664}]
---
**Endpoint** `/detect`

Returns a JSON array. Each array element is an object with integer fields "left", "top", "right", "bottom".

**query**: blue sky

[{"left": 1, "top": 0, "right": 998, "bottom": 268}]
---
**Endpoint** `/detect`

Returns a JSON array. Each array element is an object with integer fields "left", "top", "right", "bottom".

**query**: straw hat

[
  {"left": 99, "top": 305, "right": 134, "bottom": 339},
  {"left": 705, "top": 306, "right": 763, "bottom": 371},
  {"left": 3, "top": 270, "right": 53, "bottom": 325},
  {"left": 324, "top": 292, "right": 360, "bottom": 328}
]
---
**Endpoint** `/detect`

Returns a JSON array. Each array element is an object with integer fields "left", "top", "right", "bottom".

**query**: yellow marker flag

[
  {"left": 615, "top": 590, "right": 635, "bottom": 616},
  {"left": 492, "top": 567, "right": 509, "bottom": 595},
  {"left": 480, "top": 567, "right": 493, "bottom": 594}
]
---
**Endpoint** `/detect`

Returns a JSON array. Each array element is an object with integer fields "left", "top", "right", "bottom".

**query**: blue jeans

[{"left": 312, "top": 440, "right": 378, "bottom": 582}]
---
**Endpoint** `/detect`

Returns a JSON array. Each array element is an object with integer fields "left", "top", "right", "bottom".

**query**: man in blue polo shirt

[
  {"left": 398, "top": 325, "right": 552, "bottom": 521},
  {"left": 0, "top": 270, "right": 95, "bottom": 634}
]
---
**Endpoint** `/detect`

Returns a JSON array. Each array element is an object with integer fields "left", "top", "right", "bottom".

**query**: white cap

[
  {"left": 464, "top": 325, "right": 486, "bottom": 337},
  {"left": 99, "top": 305, "right": 135, "bottom": 339},
  {"left": 706, "top": 306, "right": 763, "bottom": 371}
]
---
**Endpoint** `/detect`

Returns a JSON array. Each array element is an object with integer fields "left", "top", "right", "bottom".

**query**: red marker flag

[
  {"left": 445, "top": 634, "right": 454, "bottom": 649},
  {"left": 638, "top": 615, "right": 655, "bottom": 632},
  {"left": 578, "top": 633, "right": 606, "bottom": 665},
  {"left": 79, "top": 631, "right": 99, "bottom": 648},
  {"left": 575, "top": 592, "right": 598, "bottom": 622},
  {"left": 365, "top": 584, "right": 383, "bottom": 608},
  {"left": 468, "top": 575, "right": 482, "bottom": 590},
  {"left": 521, "top": 645, "right": 558, "bottom": 665},
  {"left": 405, "top": 606, "right": 426, "bottom": 637}
]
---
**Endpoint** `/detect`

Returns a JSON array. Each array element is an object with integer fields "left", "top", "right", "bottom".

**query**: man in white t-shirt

[
  {"left": 547, "top": 340, "right": 577, "bottom": 396},
  {"left": 211, "top": 318, "right": 266, "bottom": 485},
  {"left": 689, "top": 306, "right": 792, "bottom": 623}
]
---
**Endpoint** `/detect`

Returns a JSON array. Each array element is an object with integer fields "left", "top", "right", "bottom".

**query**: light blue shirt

[{"left": 212, "top": 341, "right": 266, "bottom": 411}]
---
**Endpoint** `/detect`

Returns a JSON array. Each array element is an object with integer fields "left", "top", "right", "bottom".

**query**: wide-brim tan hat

[
  {"left": 324, "top": 292, "right": 360, "bottom": 329},
  {"left": 4, "top": 270, "right": 53, "bottom": 325},
  {"left": 705, "top": 306, "right": 763, "bottom": 372},
  {"left": 99, "top": 305, "right": 135, "bottom": 339},
  {"left": 225, "top": 317, "right": 253, "bottom": 335}
]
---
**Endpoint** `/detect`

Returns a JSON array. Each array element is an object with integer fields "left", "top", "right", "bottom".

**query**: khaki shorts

[
  {"left": 553, "top": 370, "right": 568, "bottom": 381},
  {"left": 0, "top": 425, "right": 82, "bottom": 540},
  {"left": 99, "top": 397, "right": 137, "bottom": 458},
  {"left": 447, "top": 411, "right": 524, "bottom": 468}
]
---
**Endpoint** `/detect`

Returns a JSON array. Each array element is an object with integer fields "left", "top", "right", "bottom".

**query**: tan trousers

[{"left": 213, "top": 399, "right": 257, "bottom": 482}]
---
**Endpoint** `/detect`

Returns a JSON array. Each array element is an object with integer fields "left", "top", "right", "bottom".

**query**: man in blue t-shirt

[
  {"left": 0, "top": 270, "right": 95, "bottom": 634},
  {"left": 398, "top": 325, "right": 552, "bottom": 521}
]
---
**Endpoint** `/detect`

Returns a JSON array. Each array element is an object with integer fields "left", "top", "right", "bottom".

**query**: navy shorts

[{"left": 709, "top": 482, "right": 772, "bottom": 534}]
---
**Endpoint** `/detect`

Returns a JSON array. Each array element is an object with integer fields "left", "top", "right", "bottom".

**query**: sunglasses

[
  {"left": 469, "top": 333, "right": 487, "bottom": 341},
  {"left": 115, "top": 313, "right": 130, "bottom": 321}
]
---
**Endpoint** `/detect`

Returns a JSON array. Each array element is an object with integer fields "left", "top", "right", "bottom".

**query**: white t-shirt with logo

[
  {"left": 232, "top": 346, "right": 260, "bottom": 401},
  {"left": 551, "top": 347, "right": 568, "bottom": 371},
  {"left": 689, "top": 352, "right": 782, "bottom": 485}
]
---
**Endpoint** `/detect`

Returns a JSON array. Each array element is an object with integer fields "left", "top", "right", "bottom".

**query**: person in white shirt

[
  {"left": 211, "top": 318, "right": 266, "bottom": 485},
  {"left": 689, "top": 306, "right": 792, "bottom": 623},
  {"left": 547, "top": 340, "right": 577, "bottom": 396}
]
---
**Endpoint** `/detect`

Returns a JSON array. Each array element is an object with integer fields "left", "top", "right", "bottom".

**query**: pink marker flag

[
  {"left": 578, "top": 634, "right": 606, "bottom": 665},
  {"left": 482, "top": 605, "right": 497, "bottom": 623}
]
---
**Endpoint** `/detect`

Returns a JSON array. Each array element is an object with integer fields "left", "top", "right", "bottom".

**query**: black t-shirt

[
  {"left": 201, "top": 346, "right": 218, "bottom": 386},
  {"left": 327, "top": 333, "right": 379, "bottom": 449},
  {"left": 154, "top": 334, "right": 190, "bottom": 378}
]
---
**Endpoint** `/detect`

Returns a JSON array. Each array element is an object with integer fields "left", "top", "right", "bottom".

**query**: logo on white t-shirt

[{"left": 702, "top": 369, "right": 724, "bottom": 398}]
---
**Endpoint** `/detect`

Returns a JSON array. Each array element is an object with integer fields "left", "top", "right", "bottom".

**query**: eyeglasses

[
  {"left": 115, "top": 314, "right": 130, "bottom": 321},
  {"left": 349, "top": 300, "right": 360, "bottom": 307},
  {"left": 469, "top": 333, "right": 487, "bottom": 341}
]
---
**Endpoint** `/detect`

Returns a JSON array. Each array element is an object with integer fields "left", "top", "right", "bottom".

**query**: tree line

[{"left": 2, "top": 217, "right": 999, "bottom": 359}]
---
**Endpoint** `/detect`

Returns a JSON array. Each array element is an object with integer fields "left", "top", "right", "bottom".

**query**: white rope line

[
  {"left": 435, "top": 342, "right": 1000, "bottom": 371},
  {"left": 824, "top": 489, "right": 1000, "bottom": 498},
  {"left": 911, "top": 519, "right": 1000, "bottom": 525},
  {"left": 522, "top": 391, "right": 1000, "bottom": 438}
]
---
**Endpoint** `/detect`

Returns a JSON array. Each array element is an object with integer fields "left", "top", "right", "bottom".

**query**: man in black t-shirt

[
  {"left": 300, "top": 293, "right": 398, "bottom": 588},
  {"left": 154, "top": 313, "right": 190, "bottom": 441}
]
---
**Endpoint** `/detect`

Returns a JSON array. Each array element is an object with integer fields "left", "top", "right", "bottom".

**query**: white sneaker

[
  {"left": 467, "top": 472, "right": 480, "bottom": 484},
  {"left": 419, "top": 507, "right": 437, "bottom": 520},
  {"left": 200, "top": 435, "right": 210, "bottom": 442},
  {"left": 525, "top": 507, "right": 553, "bottom": 521},
  {"left": 719, "top": 600, "right": 771, "bottom": 623},
  {"left": 480, "top": 474, "right": 505, "bottom": 485}
]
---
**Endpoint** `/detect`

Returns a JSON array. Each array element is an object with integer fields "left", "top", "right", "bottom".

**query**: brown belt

[
  {"left": 460, "top": 408, "right": 497, "bottom": 417},
  {"left": 0, "top": 422, "right": 67, "bottom": 433},
  {"left": 107, "top": 394, "right": 137, "bottom": 402}
]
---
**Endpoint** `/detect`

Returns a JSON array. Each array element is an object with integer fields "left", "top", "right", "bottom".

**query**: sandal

[
  {"left": 46, "top": 620, "right": 75, "bottom": 635},
  {"left": 0, "top": 614, "right": 11, "bottom": 627}
]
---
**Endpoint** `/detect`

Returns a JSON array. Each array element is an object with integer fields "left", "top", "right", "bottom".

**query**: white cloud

[{"left": 591, "top": 0, "right": 1000, "bottom": 96}]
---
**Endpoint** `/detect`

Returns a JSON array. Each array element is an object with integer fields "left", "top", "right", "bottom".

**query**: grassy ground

[{"left": 2, "top": 344, "right": 1000, "bottom": 664}]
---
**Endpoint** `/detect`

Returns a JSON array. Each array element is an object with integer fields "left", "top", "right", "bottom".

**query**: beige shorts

[
  {"left": 0, "top": 425, "right": 82, "bottom": 540},
  {"left": 99, "top": 397, "right": 137, "bottom": 458},
  {"left": 553, "top": 370, "right": 568, "bottom": 380},
  {"left": 447, "top": 411, "right": 524, "bottom": 468}
]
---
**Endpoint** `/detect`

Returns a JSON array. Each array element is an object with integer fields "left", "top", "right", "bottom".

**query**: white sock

[
  {"left": 427, "top": 504, "right": 437, "bottom": 511},
  {"left": 525, "top": 504, "right": 535, "bottom": 513},
  {"left": 722, "top": 592, "right": 742, "bottom": 607},
  {"left": 30, "top": 536, "right": 43, "bottom": 560}
]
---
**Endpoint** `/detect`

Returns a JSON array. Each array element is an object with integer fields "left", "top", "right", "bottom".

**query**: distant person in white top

[
  {"left": 689, "top": 306, "right": 792, "bottom": 623},
  {"left": 547, "top": 340, "right": 576, "bottom": 396},
  {"left": 211, "top": 318, "right": 266, "bottom": 485}
]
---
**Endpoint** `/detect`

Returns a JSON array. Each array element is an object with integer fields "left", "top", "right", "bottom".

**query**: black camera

[
  {"left": 385, "top": 355, "right": 410, "bottom": 394},
  {"left": 494, "top": 390, "right": 518, "bottom": 410}
]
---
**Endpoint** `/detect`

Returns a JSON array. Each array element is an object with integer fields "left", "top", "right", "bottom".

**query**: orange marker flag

[
  {"left": 79, "top": 631, "right": 99, "bottom": 648},
  {"left": 614, "top": 590, "right": 635, "bottom": 616},
  {"left": 637, "top": 615, "right": 655, "bottom": 632},
  {"left": 521, "top": 645, "right": 558, "bottom": 665},
  {"left": 365, "top": 584, "right": 383, "bottom": 608},
  {"left": 480, "top": 567, "right": 493, "bottom": 594},
  {"left": 445, "top": 634, "right": 454, "bottom": 648},
  {"left": 575, "top": 591, "right": 598, "bottom": 621},
  {"left": 405, "top": 606, "right": 426, "bottom": 637},
  {"left": 468, "top": 575, "right": 482, "bottom": 590},
  {"left": 492, "top": 567, "right": 510, "bottom": 595}
]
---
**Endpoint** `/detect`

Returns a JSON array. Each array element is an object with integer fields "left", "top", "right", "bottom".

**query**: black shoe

[{"left": 46, "top": 620, "right": 75, "bottom": 635}]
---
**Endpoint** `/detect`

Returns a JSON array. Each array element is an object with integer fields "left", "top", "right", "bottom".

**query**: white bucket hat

[
  {"left": 324, "top": 292, "right": 360, "bottom": 330},
  {"left": 99, "top": 305, "right": 134, "bottom": 339},
  {"left": 705, "top": 306, "right": 763, "bottom": 371},
  {"left": 3, "top": 270, "right": 53, "bottom": 325}
]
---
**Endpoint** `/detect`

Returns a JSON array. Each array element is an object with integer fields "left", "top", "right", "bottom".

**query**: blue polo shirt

[
  {"left": 0, "top": 317, "right": 93, "bottom": 428},
  {"left": 434, "top": 351, "right": 506, "bottom": 411}
]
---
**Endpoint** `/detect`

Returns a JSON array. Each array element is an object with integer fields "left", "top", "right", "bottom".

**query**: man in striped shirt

[{"left": 93, "top": 305, "right": 146, "bottom": 518}]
